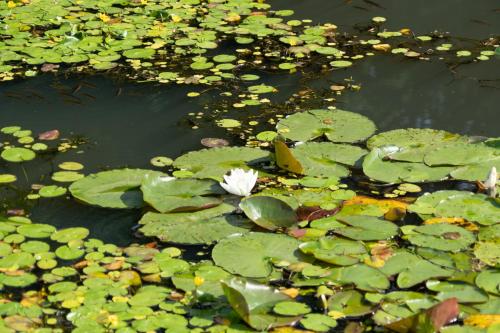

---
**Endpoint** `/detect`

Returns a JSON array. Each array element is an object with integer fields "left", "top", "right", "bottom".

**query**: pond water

[
  {"left": 272, "top": 0, "right": 500, "bottom": 39},
  {"left": 0, "top": 56, "right": 498, "bottom": 245}
]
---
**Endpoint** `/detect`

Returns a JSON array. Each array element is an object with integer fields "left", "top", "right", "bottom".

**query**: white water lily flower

[
  {"left": 219, "top": 168, "right": 258, "bottom": 197},
  {"left": 483, "top": 166, "right": 497, "bottom": 198}
]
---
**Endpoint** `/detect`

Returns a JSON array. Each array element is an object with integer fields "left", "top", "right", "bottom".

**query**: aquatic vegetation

[
  {"left": 1, "top": 109, "right": 499, "bottom": 332},
  {"left": 0, "top": 0, "right": 499, "bottom": 331}
]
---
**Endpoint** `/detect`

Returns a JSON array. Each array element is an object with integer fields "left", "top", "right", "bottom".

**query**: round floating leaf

[
  {"left": 434, "top": 194, "right": 500, "bottom": 226},
  {"left": 1, "top": 147, "right": 35, "bottom": 162},
  {"left": 248, "top": 84, "right": 275, "bottom": 94},
  {"left": 140, "top": 214, "right": 252, "bottom": 245},
  {"left": 20, "top": 240, "right": 50, "bottom": 253},
  {"left": 222, "top": 277, "right": 297, "bottom": 331},
  {"left": 380, "top": 250, "right": 454, "bottom": 288},
  {"left": 426, "top": 280, "right": 488, "bottom": 303},
  {"left": 17, "top": 224, "right": 56, "bottom": 238},
  {"left": 299, "top": 237, "right": 367, "bottom": 266},
  {"left": 212, "top": 232, "right": 309, "bottom": 278},
  {"left": 52, "top": 171, "right": 84, "bottom": 182},
  {"left": 39, "top": 185, "right": 67, "bottom": 198},
  {"left": 0, "top": 174, "right": 16, "bottom": 184},
  {"left": 273, "top": 301, "right": 311, "bottom": 316},
  {"left": 403, "top": 224, "right": 475, "bottom": 251},
  {"left": 363, "top": 147, "right": 453, "bottom": 183},
  {"left": 69, "top": 169, "right": 165, "bottom": 209},
  {"left": 276, "top": 109, "right": 376, "bottom": 143},
  {"left": 366, "top": 128, "right": 467, "bottom": 152},
  {"left": 450, "top": 158, "right": 500, "bottom": 181},
  {"left": 300, "top": 314, "right": 337, "bottom": 332},
  {"left": 334, "top": 215, "right": 399, "bottom": 241},
  {"left": 55, "top": 245, "right": 85, "bottom": 260},
  {"left": 141, "top": 175, "right": 224, "bottom": 213},
  {"left": 424, "top": 143, "right": 498, "bottom": 166},
  {"left": 58, "top": 162, "right": 84, "bottom": 171},
  {"left": 475, "top": 270, "right": 500, "bottom": 295},
  {"left": 123, "top": 48, "right": 155, "bottom": 59},
  {"left": 408, "top": 190, "right": 471, "bottom": 216},
  {"left": 150, "top": 156, "right": 173, "bottom": 167},
  {"left": 291, "top": 142, "right": 367, "bottom": 177},
  {"left": 0, "top": 252, "right": 36, "bottom": 269},
  {"left": 51, "top": 227, "right": 89, "bottom": 243},
  {"left": 330, "top": 60, "right": 352, "bottom": 68},
  {"left": 239, "top": 196, "right": 297, "bottom": 231},
  {"left": 173, "top": 147, "right": 270, "bottom": 180},
  {"left": 330, "top": 264, "right": 390, "bottom": 291},
  {"left": 328, "top": 290, "right": 373, "bottom": 317},
  {"left": 0, "top": 272, "right": 37, "bottom": 287}
]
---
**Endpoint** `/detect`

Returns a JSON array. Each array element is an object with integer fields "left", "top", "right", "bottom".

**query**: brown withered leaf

[{"left": 38, "top": 129, "right": 60, "bottom": 140}]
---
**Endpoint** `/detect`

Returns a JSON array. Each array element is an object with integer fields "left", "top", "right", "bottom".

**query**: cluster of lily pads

[
  {"left": 1, "top": 108, "right": 498, "bottom": 331},
  {"left": 0, "top": 0, "right": 498, "bottom": 93}
]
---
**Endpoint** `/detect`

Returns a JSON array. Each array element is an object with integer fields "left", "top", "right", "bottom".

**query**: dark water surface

[
  {"left": 272, "top": 0, "right": 500, "bottom": 39},
  {"left": 0, "top": 0, "right": 498, "bottom": 244}
]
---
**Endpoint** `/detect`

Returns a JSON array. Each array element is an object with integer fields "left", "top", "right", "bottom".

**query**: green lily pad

[
  {"left": 403, "top": 223, "right": 475, "bottom": 251},
  {"left": 291, "top": 142, "right": 367, "bottom": 177},
  {"left": 363, "top": 147, "right": 454, "bottom": 183},
  {"left": 212, "top": 232, "right": 309, "bottom": 278},
  {"left": 380, "top": 250, "right": 454, "bottom": 288},
  {"left": 139, "top": 214, "right": 252, "bottom": 245},
  {"left": 328, "top": 290, "right": 373, "bottom": 317},
  {"left": 300, "top": 313, "right": 337, "bottom": 332},
  {"left": 276, "top": 109, "right": 376, "bottom": 143},
  {"left": 273, "top": 301, "right": 311, "bottom": 316},
  {"left": 367, "top": 128, "right": 465, "bottom": 159},
  {"left": 39, "top": 185, "right": 67, "bottom": 198},
  {"left": 334, "top": 215, "right": 399, "bottom": 241},
  {"left": 0, "top": 174, "right": 17, "bottom": 184},
  {"left": 52, "top": 171, "right": 84, "bottom": 182},
  {"left": 239, "top": 196, "right": 297, "bottom": 231},
  {"left": 55, "top": 245, "right": 85, "bottom": 260},
  {"left": 173, "top": 147, "right": 270, "bottom": 180},
  {"left": 475, "top": 270, "right": 500, "bottom": 295},
  {"left": 1, "top": 147, "right": 36, "bottom": 162},
  {"left": 329, "top": 264, "right": 390, "bottom": 291},
  {"left": 51, "top": 227, "right": 89, "bottom": 243},
  {"left": 222, "top": 277, "right": 297, "bottom": 330},
  {"left": 434, "top": 194, "right": 500, "bottom": 226},
  {"left": 69, "top": 169, "right": 165, "bottom": 209},
  {"left": 17, "top": 224, "right": 56, "bottom": 238},
  {"left": 424, "top": 143, "right": 499, "bottom": 166},
  {"left": 426, "top": 280, "right": 489, "bottom": 303},
  {"left": 123, "top": 48, "right": 155, "bottom": 59},
  {"left": 299, "top": 237, "right": 367, "bottom": 266},
  {"left": 141, "top": 175, "right": 224, "bottom": 213}
]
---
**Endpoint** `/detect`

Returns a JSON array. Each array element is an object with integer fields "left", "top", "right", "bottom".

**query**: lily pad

[
  {"left": 212, "top": 232, "right": 309, "bottom": 278},
  {"left": 291, "top": 142, "right": 367, "bottom": 177},
  {"left": 1, "top": 147, "right": 35, "bottom": 162},
  {"left": 222, "top": 278, "right": 297, "bottom": 330},
  {"left": 333, "top": 215, "right": 399, "bottom": 241},
  {"left": 363, "top": 147, "right": 454, "bottom": 183},
  {"left": 139, "top": 214, "right": 252, "bottom": 245},
  {"left": 69, "top": 169, "right": 165, "bottom": 209},
  {"left": 141, "top": 175, "right": 224, "bottom": 213},
  {"left": 239, "top": 196, "right": 297, "bottom": 231},
  {"left": 299, "top": 237, "right": 367, "bottom": 266},
  {"left": 173, "top": 147, "right": 270, "bottom": 180},
  {"left": 276, "top": 109, "right": 376, "bottom": 143},
  {"left": 402, "top": 223, "right": 475, "bottom": 251}
]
